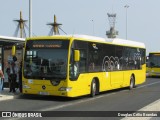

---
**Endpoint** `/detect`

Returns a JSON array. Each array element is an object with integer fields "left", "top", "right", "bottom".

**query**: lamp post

[
  {"left": 124, "top": 5, "right": 129, "bottom": 40},
  {"left": 91, "top": 20, "right": 94, "bottom": 35},
  {"left": 29, "top": 0, "right": 32, "bottom": 37}
]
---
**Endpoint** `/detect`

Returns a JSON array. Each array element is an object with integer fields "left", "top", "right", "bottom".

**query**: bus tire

[
  {"left": 90, "top": 79, "right": 97, "bottom": 97},
  {"left": 129, "top": 75, "right": 135, "bottom": 90}
]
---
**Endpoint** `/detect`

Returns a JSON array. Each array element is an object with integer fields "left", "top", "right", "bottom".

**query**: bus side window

[
  {"left": 115, "top": 46, "right": 123, "bottom": 70},
  {"left": 88, "top": 43, "right": 102, "bottom": 72},
  {"left": 79, "top": 49, "right": 87, "bottom": 73},
  {"left": 70, "top": 41, "right": 87, "bottom": 78},
  {"left": 69, "top": 49, "right": 79, "bottom": 79}
]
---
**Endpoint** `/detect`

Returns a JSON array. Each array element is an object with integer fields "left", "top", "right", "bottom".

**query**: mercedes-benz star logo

[{"left": 42, "top": 85, "right": 46, "bottom": 90}]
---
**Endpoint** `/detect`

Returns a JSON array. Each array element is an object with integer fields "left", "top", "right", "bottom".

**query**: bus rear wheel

[
  {"left": 90, "top": 79, "right": 97, "bottom": 97},
  {"left": 129, "top": 75, "right": 135, "bottom": 90}
]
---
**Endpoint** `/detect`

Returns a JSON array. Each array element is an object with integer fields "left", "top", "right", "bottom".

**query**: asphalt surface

[{"left": 0, "top": 77, "right": 160, "bottom": 120}]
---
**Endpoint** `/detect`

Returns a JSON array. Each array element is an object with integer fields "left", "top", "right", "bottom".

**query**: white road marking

[
  {"left": 40, "top": 92, "right": 116, "bottom": 111},
  {"left": 39, "top": 81, "right": 160, "bottom": 111},
  {"left": 2, "top": 81, "right": 160, "bottom": 120},
  {"left": 137, "top": 81, "right": 160, "bottom": 89}
]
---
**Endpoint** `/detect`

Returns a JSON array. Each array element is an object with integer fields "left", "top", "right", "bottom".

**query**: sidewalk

[
  {"left": 0, "top": 88, "right": 20, "bottom": 101},
  {"left": 121, "top": 99, "right": 160, "bottom": 120}
]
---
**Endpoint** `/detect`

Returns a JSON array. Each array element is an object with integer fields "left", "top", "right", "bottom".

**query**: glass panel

[
  {"left": 149, "top": 53, "right": 160, "bottom": 67},
  {"left": 69, "top": 41, "right": 87, "bottom": 80},
  {"left": 88, "top": 43, "right": 103, "bottom": 72},
  {"left": 115, "top": 46, "right": 123, "bottom": 70},
  {"left": 24, "top": 40, "right": 69, "bottom": 80}
]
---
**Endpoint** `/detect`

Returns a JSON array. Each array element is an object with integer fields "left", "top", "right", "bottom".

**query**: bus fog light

[{"left": 59, "top": 87, "right": 72, "bottom": 92}]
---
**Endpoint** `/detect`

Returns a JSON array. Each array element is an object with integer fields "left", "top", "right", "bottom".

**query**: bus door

[{"left": 69, "top": 41, "right": 88, "bottom": 84}]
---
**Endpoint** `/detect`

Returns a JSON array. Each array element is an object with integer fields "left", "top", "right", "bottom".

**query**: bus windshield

[
  {"left": 24, "top": 40, "right": 69, "bottom": 80},
  {"left": 149, "top": 54, "right": 160, "bottom": 67}
]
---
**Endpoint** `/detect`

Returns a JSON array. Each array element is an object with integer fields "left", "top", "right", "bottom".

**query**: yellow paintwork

[
  {"left": 22, "top": 35, "right": 146, "bottom": 97},
  {"left": 74, "top": 50, "right": 80, "bottom": 62},
  {"left": 148, "top": 68, "right": 160, "bottom": 77},
  {"left": 147, "top": 52, "right": 160, "bottom": 77},
  {"left": 12, "top": 45, "right": 16, "bottom": 56}
]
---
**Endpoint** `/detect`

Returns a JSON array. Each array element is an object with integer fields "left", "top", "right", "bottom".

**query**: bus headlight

[
  {"left": 59, "top": 87, "right": 72, "bottom": 92},
  {"left": 50, "top": 80, "right": 60, "bottom": 86},
  {"left": 23, "top": 85, "right": 30, "bottom": 89}
]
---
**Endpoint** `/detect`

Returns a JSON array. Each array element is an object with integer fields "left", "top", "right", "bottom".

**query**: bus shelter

[{"left": 0, "top": 35, "right": 25, "bottom": 88}]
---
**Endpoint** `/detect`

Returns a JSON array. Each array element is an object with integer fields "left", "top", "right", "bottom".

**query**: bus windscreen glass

[{"left": 24, "top": 40, "right": 69, "bottom": 80}]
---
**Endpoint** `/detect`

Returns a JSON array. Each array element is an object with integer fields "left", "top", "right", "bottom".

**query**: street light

[
  {"left": 91, "top": 20, "right": 95, "bottom": 35},
  {"left": 124, "top": 5, "right": 129, "bottom": 40},
  {"left": 29, "top": 0, "right": 32, "bottom": 37}
]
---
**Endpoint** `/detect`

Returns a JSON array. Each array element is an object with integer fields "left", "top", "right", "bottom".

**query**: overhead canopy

[{"left": 0, "top": 35, "right": 25, "bottom": 47}]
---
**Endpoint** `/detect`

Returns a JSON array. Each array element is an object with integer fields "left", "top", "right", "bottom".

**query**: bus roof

[
  {"left": 149, "top": 52, "right": 160, "bottom": 54},
  {"left": 28, "top": 34, "right": 145, "bottom": 48},
  {"left": 72, "top": 35, "right": 145, "bottom": 48}
]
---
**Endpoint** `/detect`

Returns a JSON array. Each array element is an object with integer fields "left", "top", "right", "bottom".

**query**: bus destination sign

[
  {"left": 33, "top": 44, "right": 61, "bottom": 48},
  {"left": 26, "top": 40, "right": 69, "bottom": 49}
]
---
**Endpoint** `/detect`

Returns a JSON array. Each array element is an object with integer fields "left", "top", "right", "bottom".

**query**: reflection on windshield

[
  {"left": 24, "top": 49, "right": 68, "bottom": 79},
  {"left": 149, "top": 55, "right": 160, "bottom": 67}
]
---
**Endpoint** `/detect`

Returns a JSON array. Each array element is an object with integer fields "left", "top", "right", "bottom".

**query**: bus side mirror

[
  {"left": 12, "top": 45, "right": 17, "bottom": 62},
  {"left": 74, "top": 50, "right": 80, "bottom": 62},
  {"left": 12, "top": 45, "right": 16, "bottom": 56}
]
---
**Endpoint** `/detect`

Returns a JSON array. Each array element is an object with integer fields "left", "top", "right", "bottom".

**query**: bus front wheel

[
  {"left": 129, "top": 75, "right": 135, "bottom": 90},
  {"left": 90, "top": 79, "right": 97, "bottom": 97}
]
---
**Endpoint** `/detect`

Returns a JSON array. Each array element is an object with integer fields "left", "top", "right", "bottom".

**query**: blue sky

[{"left": 0, "top": 0, "right": 160, "bottom": 54}]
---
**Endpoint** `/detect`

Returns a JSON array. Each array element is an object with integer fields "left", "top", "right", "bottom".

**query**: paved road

[{"left": 0, "top": 77, "right": 160, "bottom": 120}]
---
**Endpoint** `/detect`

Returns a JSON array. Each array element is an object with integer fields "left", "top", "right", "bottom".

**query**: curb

[
  {"left": 0, "top": 88, "right": 20, "bottom": 101},
  {"left": 121, "top": 99, "right": 160, "bottom": 120},
  {"left": 0, "top": 95, "right": 14, "bottom": 101}
]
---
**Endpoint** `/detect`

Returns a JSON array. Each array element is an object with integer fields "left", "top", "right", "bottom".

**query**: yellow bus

[
  {"left": 147, "top": 52, "right": 160, "bottom": 77},
  {"left": 22, "top": 35, "right": 146, "bottom": 97}
]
